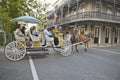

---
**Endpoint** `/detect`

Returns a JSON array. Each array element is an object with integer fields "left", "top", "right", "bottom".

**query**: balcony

[
  {"left": 58, "top": 11, "right": 120, "bottom": 25},
  {"left": 106, "top": 0, "right": 120, "bottom": 5}
]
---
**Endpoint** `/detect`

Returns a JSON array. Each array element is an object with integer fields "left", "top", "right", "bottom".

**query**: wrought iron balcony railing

[{"left": 58, "top": 11, "right": 120, "bottom": 24}]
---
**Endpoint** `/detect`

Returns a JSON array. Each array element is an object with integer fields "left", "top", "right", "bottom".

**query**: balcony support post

[
  {"left": 113, "top": 0, "right": 116, "bottom": 20},
  {"left": 61, "top": 6, "right": 63, "bottom": 23},
  {"left": 68, "top": 1, "right": 70, "bottom": 17},
  {"left": 111, "top": 26, "right": 114, "bottom": 45},
  {"left": 77, "top": 0, "right": 79, "bottom": 17},
  {"left": 100, "top": 0, "right": 102, "bottom": 12}
]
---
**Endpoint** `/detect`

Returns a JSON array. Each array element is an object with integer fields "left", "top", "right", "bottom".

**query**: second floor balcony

[{"left": 58, "top": 11, "right": 120, "bottom": 25}]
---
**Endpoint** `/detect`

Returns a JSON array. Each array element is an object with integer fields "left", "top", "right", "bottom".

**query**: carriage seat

[
  {"left": 29, "top": 34, "right": 40, "bottom": 41},
  {"left": 14, "top": 31, "right": 25, "bottom": 41},
  {"left": 44, "top": 33, "right": 54, "bottom": 42}
]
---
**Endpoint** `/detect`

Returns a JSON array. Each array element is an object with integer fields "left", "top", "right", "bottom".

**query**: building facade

[{"left": 47, "top": 0, "right": 120, "bottom": 46}]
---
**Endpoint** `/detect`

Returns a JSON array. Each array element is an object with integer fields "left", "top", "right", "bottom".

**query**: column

[
  {"left": 113, "top": 0, "right": 116, "bottom": 20},
  {"left": 118, "top": 28, "right": 120, "bottom": 43},
  {"left": 99, "top": 26, "right": 102, "bottom": 44},
  {"left": 111, "top": 27, "right": 114, "bottom": 45},
  {"left": 100, "top": 0, "right": 102, "bottom": 12},
  {"left": 68, "top": 1, "right": 70, "bottom": 17}
]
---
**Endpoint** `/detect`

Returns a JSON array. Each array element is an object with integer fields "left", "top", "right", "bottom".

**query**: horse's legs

[
  {"left": 75, "top": 44, "right": 79, "bottom": 52},
  {"left": 84, "top": 43, "right": 87, "bottom": 51},
  {"left": 71, "top": 46, "right": 73, "bottom": 50}
]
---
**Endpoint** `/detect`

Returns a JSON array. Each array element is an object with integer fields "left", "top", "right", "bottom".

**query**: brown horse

[{"left": 70, "top": 32, "right": 94, "bottom": 52}]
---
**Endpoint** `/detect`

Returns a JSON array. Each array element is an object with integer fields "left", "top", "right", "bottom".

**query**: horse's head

[
  {"left": 81, "top": 31, "right": 94, "bottom": 39},
  {"left": 88, "top": 32, "right": 94, "bottom": 39}
]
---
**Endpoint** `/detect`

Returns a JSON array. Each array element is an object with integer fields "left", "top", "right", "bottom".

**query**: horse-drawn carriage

[
  {"left": 4, "top": 16, "right": 94, "bottom": 61},
  {"left": 4, "top": 16, "right": 72, "bottom": 61}
]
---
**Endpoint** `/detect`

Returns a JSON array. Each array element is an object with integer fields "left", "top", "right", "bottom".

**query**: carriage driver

[{"left": 15, "top": 24, "right": 31, "bottom": 47}]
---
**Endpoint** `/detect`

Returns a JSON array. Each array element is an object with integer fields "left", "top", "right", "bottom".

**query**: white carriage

[
  {"left": 5, "top": 30, "right": 71, "bottom": 61},
  {"left": 4, "top": 16, "right": 72, "bottom": 61}
]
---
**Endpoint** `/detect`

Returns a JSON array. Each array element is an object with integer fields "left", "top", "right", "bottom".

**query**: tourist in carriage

[
  {"left": 32, "top": 26, "right": 40, "bottom": 36},
  {"left": 15, "top": 24, "right": 31, "bottom": 47},
  {"left": 21, "top": 26, "right": 26, "bottom": 35}
]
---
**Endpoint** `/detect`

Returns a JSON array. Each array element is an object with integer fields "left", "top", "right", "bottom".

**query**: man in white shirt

[{"left": 43, "top": 25, "right": 52, "bottom": 37}]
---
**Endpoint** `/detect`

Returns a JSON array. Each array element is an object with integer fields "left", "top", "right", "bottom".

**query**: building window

[
  {"left": 78, "top": 1, "right": 86, "bottom": 13},
  {"left": 107, "top": 9, "right": 112, "bottom": 14},
  {"left": 107, "top": 4, "right": 113, "bottom": 14},
  {"left": 117, "top": 12, "right": 120, "bottom": 16},
  {"left": 96, "top": 0, "right": 101, "bottom": 12},
  {"left": 117, "top": 7, "right": 120, "bottom": 16},
  {"left": 82, "top": 8, "right": 85, "bottom": 12},
  {"left": 79, "top": 8, "right": 85, "bottom": 13}
]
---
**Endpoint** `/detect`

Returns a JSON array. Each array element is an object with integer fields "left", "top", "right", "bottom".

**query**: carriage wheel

[
  {"left": 5, "top": 41, "right": 26, "bottom": 61},
  {"left": 60, "top": 41, "right": 71, "bottom": 56}
]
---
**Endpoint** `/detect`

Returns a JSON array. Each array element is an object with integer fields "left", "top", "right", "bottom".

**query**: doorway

[
  {"left": 114, "top": 28, "right": 118, "bottom": 43},
  {"left": 94, "top": 27, "right": 99, "bottom": 43},
  {"left": 105, "top": 28, "right": 109, "bottom": 43}
]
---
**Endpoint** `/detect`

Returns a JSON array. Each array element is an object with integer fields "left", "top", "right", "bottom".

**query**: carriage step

[
  {"left": 45, "top": 46, "right": 62, "bottom": 48},
  {"left": 27, "top": 48, "right": 49, "bottom": 51},
  {"left": 26, "top": 51, "right": 49, "bottom": 55}
]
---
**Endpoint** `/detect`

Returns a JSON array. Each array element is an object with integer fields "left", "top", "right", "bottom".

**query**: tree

[{"left": 0, "top": 0, "right": 51, "bottom": 32}]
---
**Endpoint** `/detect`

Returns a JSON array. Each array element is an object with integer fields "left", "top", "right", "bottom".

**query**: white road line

[
  {"left": 29, "top": 56, "right": 39, "bottom": 80},
  {"left": 92, "top": 48, "right": 120, "bottom": 55}
]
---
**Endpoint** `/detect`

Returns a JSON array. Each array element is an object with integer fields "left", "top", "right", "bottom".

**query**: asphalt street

[{"left": 0, "top": 46, "right": 120, "bottom": 80}]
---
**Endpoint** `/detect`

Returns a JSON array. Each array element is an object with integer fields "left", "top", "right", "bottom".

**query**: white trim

[
  {"left": 29, "top": 56, "right": 39, "bottom": 80},
  {"left": 92, "top": 48, "right": 120, "bottom": 55}
]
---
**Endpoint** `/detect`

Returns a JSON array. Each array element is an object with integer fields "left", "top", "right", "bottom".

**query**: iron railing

[{"left": 57, "top": 11, "right": 120, "bottom": 24}]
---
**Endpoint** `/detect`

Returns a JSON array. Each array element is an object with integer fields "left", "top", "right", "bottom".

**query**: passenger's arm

[
  {"left": 18, "top": 34, "right": 25, "bottom": 37},
  {"left": 17, "top": 31, "right": 25, "bottom": 37}
]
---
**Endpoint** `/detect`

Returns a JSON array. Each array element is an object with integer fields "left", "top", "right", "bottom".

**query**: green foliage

[
  {"left": 0, "top": 0, "right": 51, "bottom": 45},
  {"left": 0, "top": 0, "right": 51, "bottom": 32}
]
